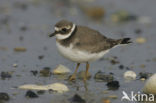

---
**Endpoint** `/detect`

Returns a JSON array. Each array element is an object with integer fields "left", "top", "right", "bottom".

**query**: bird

[{"left": 49, "top": 20, "right": 131, "bottom": 81}]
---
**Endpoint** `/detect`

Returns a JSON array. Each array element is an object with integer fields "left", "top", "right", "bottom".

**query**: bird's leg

[
  {"left": 84, "top": 62, "right": 90, "bottom": 81},
  {"left": 69, "top": 63, "right": 80, "bottom": 81}
]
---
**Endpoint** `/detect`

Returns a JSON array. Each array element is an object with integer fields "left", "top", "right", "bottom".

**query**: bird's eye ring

[{"left": 62, "top": 28, "right": 67, "bottom": 32}]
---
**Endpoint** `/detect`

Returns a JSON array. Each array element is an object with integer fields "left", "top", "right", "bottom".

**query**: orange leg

[
  {"left": 84, "top": 62, "right": 90, "bottom": 81},
  {"left": 69, "top": 63, "right": 80, "bottom": 81}
]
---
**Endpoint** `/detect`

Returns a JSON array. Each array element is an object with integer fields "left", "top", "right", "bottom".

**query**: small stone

[
  {"left": 38, "top": 55, "right": 44, "bottom": 60},
  {"left": 30, "top": 70, "right": 38, "bottom": 76},
  {"left": 138, "top": 72, "right": 152, "bottom": 80},
  {"left": 110, "top": 59, "right": 119, "bottom": 65},
  {"left": 0, "top": 92, "right": 10, "bottom": 101},
  {"left": 94, "top": 71, "right": 114, "bottom": 82},
  {"left": 134, "top": 28, "right": 142, "bottom": 34},
  {"left": 111, "top": 10, "right": 137, "bottom": 23},
  {"left": 118, "top": 65, "right": 124, "bottom": 70},
  {"left": 108, "top": 95, "right": 118, "bottom": 99},
  {"left": 106, "top": 81, "right": 120, "bottom": 90},
  {"left": 109, "top": 57, "right": 119, "bottom": 65},
  {"left": 20, "top": 26, "right": 27, "bottom": 31},
  {"left": 25, "top": 90, "right": 38, "bottom": 98},
  {"left": 13, "top": 63, "right": 18, "bottom": 67},
  {"left": 140, "top": 78, "right": 145, "bottom": 81},
  {"left": 136, "top": 37, "right": 146, "bottom": 44},
  {"left": 143, "top": 74, "right": 156, "bottom": 94},
  {"left": 14, "top": 47, "right": 27, "bottom": 52},
  {"left": 40, "top": 67, "right": 51, "bottom": 77},
  {"left": 19, "top": 83, "right": 69, "bottom": 93},
  {"left": 123, "top": 71, "right": 137, "bottom": 80},
  {"left": 52, "top": 64, "right": 71, "bottom": 75},
  {"left": 1, "top": 71, "right": 12, "bottom": 80},
  {"left": 70, "top": 94, "right": 86, "bottom": 103},
  {"left": 103, "top": 99, "right": 111, "bottom": 103}
]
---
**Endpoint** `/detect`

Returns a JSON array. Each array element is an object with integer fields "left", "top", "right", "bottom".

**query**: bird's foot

[{"left": 69, "top": 74, "right": 76, "bottom": 81}]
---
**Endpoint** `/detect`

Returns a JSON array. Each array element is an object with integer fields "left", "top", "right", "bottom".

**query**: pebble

[
  {"left": 13, "top": 63, "right": 18, "bottom": 67},
  {"left": 111, "top": 10, "right": 137, "bottom": 23},
  {"left": 40, "top": 67, "right": 51, "bottom": 77},
  {"left": 106, "top": 81, "right": 120, "bottom": 90},
  {"left": 0, "top": 92, "right": 10, "bottom": 101},
  {"left": 38, "top": 55, "right": 44, "bottom": 60},
  {"left": 103, "top": 99, "right": 111, "bottom": 103},
  {"left": 70, "top": 94, "right": 86, "bottom": 103},
  {"left": 123, "top": 70, "right": 137, "bottom": 80},
  {"left": 25, "top": 90, "right": 38, "bottom": 98},
  {"left": 52, "top": 64, "right": 71, "bottom": 75},
  {"left": 108, "top": 95, "right": 118, "bottom": 99},
  {"left": 118, "top": 65, "right": 124, "bottom": 70},
  {"left": 143, "top": 74, "right": 156, "bottom": 94},
  {"left": 134, "top": 28, "right": 142, "bottom": 34},
  {"left": 30, "top": 70, "right": 38, "bottom": 76},
  {"left": 0, "top": 71, "right": 12, "bottom": 80},
  {"left": 94, "top": 71, "right": 114, "bottom": 82},
  {"left": 14, "top": 47, "right": 27, "bottom": 52},
  {"left": 136, "top": 37, "right": 146, "bottom": 44},
  {"left": 138, "top": 72, "right": 152, "bottom": 80},
  {"left": 19, "top": 83, "right": 69, "bottom": 93}
]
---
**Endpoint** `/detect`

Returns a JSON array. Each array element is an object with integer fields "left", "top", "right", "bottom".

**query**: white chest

[{"left": 56, "top": 42, "right": 109, "bottom": 63}]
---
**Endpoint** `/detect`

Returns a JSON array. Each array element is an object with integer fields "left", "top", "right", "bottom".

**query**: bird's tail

[{"left": 117, "top": 38, "right": 132, "bottom": 44}]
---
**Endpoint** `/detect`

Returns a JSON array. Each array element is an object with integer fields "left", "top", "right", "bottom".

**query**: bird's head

[{"left": 49, "top": 20, "right": 76, "bottom": 40}]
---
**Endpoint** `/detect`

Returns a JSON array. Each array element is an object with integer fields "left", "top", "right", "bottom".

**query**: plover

[{"left": 49, "top": 20, "right": 131, "bottom": 81}]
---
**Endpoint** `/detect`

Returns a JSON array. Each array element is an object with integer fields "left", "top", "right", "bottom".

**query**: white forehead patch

[
  {"left": 55, "top": 27, "right": 60, "bottom": 31},
  {"left": 56, "top": 24, "right": 76, "bottom": 40}
]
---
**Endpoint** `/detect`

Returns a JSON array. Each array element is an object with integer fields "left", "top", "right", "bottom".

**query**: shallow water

[{"left": 0, "top": 0, "right": 156, "bottom": 103}]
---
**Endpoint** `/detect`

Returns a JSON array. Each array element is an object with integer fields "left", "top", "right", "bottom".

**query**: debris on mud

[
  {"left": 70, "top": 94, "right": 86, "bottom": 103},
  {"left": 136, "top": 37, "right": 147, "bottom": 44},
  {"left": 111, "top": 10, "right": 137, "bottom": 23},
  {"left": 0, "top": 92, "right": 10, "bottom": 101},
  {"left": 19, "top": 83, "right": 69, "bottom": 93},
  {"left": 52, "top": 64, "right": 71, "bottom": 75},
  {"left": 94, "top": 71, "right": 114, "bottom": 82},
  {"left": 30, "top": 70, "right": 38, "bottom": 76},
  {"left": 123, "top": 70, "right": 137, "bottom": 80},
  {"left": 0, "top": 71, "right": 12, "bottom": 80},
  {"left": 40, "top": 67, "right": 51, "bottom": 77},
  {"left": 25, "top": 90, "right": 38, "bottom": 98},
  {"left": 14, "top": 47, "right": 27, "bottom": 52},
  {"left": 102, "top": 98, "right": 111, "bottom": 103},
  {"left": 106, "top": 81, "right": 120, "bottom": 90},
  {"left": 118, "top": 65, "right": 124, "bottom": 70},
  {"left": 138, "top": 72, "right": 152, "bottom": 80},
  {"left": 38, "top": 55, "right": 44, "bottom": 60},
  {"left": 13, "top": 63, "right": 18, "bottom": 67},
  {"left": 108, "top": 56, "right": 120, "bottom": 65}
]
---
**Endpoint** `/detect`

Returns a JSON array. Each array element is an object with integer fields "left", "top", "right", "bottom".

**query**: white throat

[{"left": 56, "top": 24, "right": 76, "bottom": 40}]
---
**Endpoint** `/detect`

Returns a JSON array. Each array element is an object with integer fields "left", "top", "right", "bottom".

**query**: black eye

[{"left": 62, "top": 28, "right": 67, "bottom": 32}]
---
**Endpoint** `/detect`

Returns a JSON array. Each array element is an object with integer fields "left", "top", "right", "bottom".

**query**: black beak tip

[{"left": 48, "top": 33, "right": 55, "bottom": 37}]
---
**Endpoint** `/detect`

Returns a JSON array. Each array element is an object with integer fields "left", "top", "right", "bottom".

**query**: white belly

[{"left": 56, "top": 43, "right": 109, "bottom": 63}]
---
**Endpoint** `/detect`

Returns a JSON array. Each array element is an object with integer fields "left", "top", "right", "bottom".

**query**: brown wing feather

[{"left": 73, "top": 26, "right": 117, "bottom": 53}]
